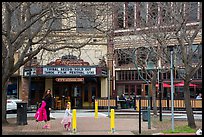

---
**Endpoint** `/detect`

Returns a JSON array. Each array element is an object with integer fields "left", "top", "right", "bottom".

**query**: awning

[
  {"left": 156, "top": 83, "right": 171, "bottom": 88},
  {"left": 174, "top": 81, "right": 197, "bottom": 87}
]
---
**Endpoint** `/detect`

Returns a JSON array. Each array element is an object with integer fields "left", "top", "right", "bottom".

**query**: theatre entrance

[{"left": 53, "top": 82, "right": 83, "bottom": 109}]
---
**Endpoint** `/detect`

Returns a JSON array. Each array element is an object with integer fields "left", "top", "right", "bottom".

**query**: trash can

[
  {"left": 142, "top": 110, "right": 148, "bottom": 122},
  {"left": 17, "top": 102, "right": 28, "bottom": 125}
]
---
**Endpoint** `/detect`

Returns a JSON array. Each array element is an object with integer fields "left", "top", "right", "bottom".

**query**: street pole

[
  {"left": 170, "top": 50, "right": 174, "bottom": 132},
  {"left": 28, "top": 40, "right": 32, "bottom": 108},
  {"left": 147, "top": 83, "right": 151, "bottom": 129},
  {"left": 158, "top": 60, "right": 162, "bottom": 121},
  {"left": 108, "top": 69, "right": 111, "bottom": 117},
  {"left": 139, "top": 96, "right": 141, "bottom": 134}
]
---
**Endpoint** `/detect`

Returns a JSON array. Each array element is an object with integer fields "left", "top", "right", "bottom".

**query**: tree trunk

[
  {"left": 2, "top": 80, "right": 8, "bottom": 125},
  {"left": 183, "top": 81, "right": 196, "bottom": 129},
  {"left": 151, "top": 73, "right": 158, "bottom": 116}
]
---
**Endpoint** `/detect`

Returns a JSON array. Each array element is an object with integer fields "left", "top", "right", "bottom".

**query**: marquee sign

[
  {"left": 23, "top": 66, "right": 97, "bottom": 77},
  {"left": 43, "top": 67, "right": 96, "bottom": 76}
]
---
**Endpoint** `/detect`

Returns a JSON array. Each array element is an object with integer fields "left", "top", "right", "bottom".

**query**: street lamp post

[
  {"left": 147, "top": 82, "right": 151, "bottom": 129},
  {"left": 170, "top": 49, "right": 175, "bottom": 132},
  {"left": 108, "top": 69, "right": 111, "bottom": 117},
  {"left": 158, "top": 60, "right": 162, "bottom": 121},
  {"left": 28, "top": 44, "right": 32, "bottom": 108}
]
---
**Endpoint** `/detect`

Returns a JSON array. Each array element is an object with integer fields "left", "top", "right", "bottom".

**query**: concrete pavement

[
  {"left": 3, "top": 114, "right": 156, "bottom": 135},
  {"left": 4, "top": 109, "right": 158, "bottom": 135},
  {"left": 3, "top": 109, "right": 202, "bottom": 135}
]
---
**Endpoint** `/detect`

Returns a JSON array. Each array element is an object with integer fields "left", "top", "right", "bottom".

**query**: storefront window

[
  {"left": 84, "top": 86, "right": 88, "bottom": 102},
  {"left": 7, "top": 77, "right": 18, "bottom": 99},
  {"left": 130, "top": 85, "right": 135, "bottom": 95}
]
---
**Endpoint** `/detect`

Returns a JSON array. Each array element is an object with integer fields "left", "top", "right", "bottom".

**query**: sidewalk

[
  {"left": 3, "top": 109, "right": 202, "bottom": 135},
  {"left": 2, "top": 116, "right": 156, "bottom": 135}
]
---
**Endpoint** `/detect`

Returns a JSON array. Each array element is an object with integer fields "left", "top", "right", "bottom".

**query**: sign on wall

[{"left": 55, "top": 78, "right": 84, "bottom": 82}]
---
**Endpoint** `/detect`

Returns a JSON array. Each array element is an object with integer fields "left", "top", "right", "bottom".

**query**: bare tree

[
  {"left": 141, "top": 2, "right": 202, "bottom": 128},
  {"left": 113, "top": 2, "right": 202, "bottom": 128},
  {"left": 2, "top": 2, "right": 113, "bottom": 124},
  {"left": 140, "top": 2, "right": 201, "bottom": 128}
]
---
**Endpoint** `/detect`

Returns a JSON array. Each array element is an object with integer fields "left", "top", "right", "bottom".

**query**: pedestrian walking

[
  {"left": 61, "top": 103, "right": 72, "bottom": 131},
  {"left": 34, "top": 100, "right": 47, "bottom": 122},
  {"left": 41, "top": 89, "right": 53, "bottom": 129}
]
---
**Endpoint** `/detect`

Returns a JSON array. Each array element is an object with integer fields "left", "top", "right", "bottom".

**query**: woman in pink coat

[{"left": 34, "top": 101, "right": 47, "bottom": 122}]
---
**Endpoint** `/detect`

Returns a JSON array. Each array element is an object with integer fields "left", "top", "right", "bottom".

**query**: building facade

[
  {"left": 6, "top": 2, "right": 202, "bottom": 109},
  {"left": 108, "top": 2, "right": 202, "bottom": 99},
  {"left": 6, "top": 2, "right": 113, "bottom": 109}
]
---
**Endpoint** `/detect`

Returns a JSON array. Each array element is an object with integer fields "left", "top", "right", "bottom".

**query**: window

[
  {"left": 175, "top": 69, "right": 180, "bottom": 79},
  {"left": 177, "top": 68, "right": 185, "bottom": 79},
  {"left": 148, "top": 2, "right": 158, "bottom": 26},
  {"left": 163, "top": 72, "right": 167, "bottom": 79},
  {"left": 116, "top": 2, "right": 124, "bottom": 29},
  {"left": 126, "top": 71, "right": 129, "bottom": 80},
  {"left": 116, "top": 85, "right": 125, "bottom": 96},
  {"left": 186, "top": 2, "right": 198, "bottom": 22},
  {"left": 132, "top": 71, "right": 135, "bottom": 80},
  {"left": 172, "top": 2, "right": 184, "bottom": 24},
  {"left": 7, "top": 77, "right": 18, "bottom": 99},
  {"left": 116, "top": 71, "right": 119, "bottom": 80},
  {"left": 136, "top": 2, "right": 147, "bottom": 28},
  {"left": 136, "top": 85, "right": 141, "bottom": 95},
  {"left": 191, "top": 44, "right": 202, "bottom": 63},
  {"left": 197, "top": 68, "right": 202, "bottom": 79},
  {"left": 127, "top": 2, "right": 135, "bottom": 28},
  {"left": 116, "top": 48, "right": 133, "bottom": 66},
  {"left": 121, "top": 71, "right": 124, "bottom": 80},
  {"left": 76, "top": 3, "right": 96, "bottom": 32},
  {"left": 84, "top": 86, "right": 88, "bottom": 102},
  {"left": 199, "top": 2, "right": 202, "bottom": 20},
  {"left": 160, "top": 2, "right": 172, "bottom": 25},
  {"left": 145, "top": 85, "right": 148, "bottom": 95},
  {"left": 125, "top": 85, "right": 129, "bottom": 95},
  {"left": 129, "top": 71, "right": 132, "bottom": 80},
  {"left": 130, "top": 85, "right": 135, "bottom": 95},
  {"left": 135, "top": 71, "right": 138, "bottom": 80}
]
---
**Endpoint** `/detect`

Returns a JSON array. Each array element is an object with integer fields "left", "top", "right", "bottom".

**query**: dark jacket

[{"left": 43, "top": 94, "right": 52, "bottom": 109}]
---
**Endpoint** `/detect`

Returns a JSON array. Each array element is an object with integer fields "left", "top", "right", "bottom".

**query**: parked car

[{"left": 7, "top": 99, "right": 22, "bottom": 113}]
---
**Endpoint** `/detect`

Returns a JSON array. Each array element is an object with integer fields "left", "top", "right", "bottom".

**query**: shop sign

[
  {"left": 23, "top": 68, "right": 36, "bottom": 76},
  {"left": 55, "top": 78, "right": 84, "bottom": 82}
]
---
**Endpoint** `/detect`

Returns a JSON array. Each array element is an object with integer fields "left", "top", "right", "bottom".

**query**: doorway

[
  {"left": 53, "top": 82, "right": 83, "bottom": 109},
  {"left": 83, "top": 85, "right": 97, "bottom": 108}
]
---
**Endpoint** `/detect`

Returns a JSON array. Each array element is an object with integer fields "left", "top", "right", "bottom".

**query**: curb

[{"left": 152, "top": 133, "right": 196, "bottom": 135}]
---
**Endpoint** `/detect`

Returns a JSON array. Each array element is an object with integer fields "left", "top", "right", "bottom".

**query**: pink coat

[{"left": 34, "top": 101, "right": 47, "bottom": 122}]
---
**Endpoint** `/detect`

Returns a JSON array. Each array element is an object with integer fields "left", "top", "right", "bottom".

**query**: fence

[
  {"left": 134, "top": 97, "right": 202, "bottom": 110},
  {"left": 95, "top": 97, "right": 117, "bottom": 109},
  {"left": 94, "top": 97, "right": 202, "bottom": 110}
]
